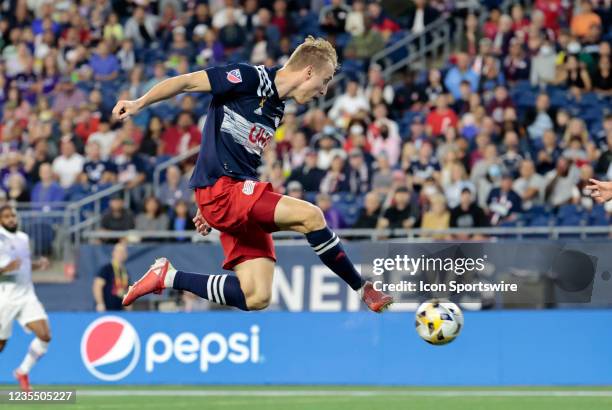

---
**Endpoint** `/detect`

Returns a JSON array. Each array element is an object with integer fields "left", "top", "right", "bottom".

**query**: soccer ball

[{"left": 415, "top": 300, "right": 463, "bottom": 345}]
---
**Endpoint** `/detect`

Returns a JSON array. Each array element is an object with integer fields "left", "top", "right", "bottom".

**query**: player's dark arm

[
  {"left": 93, "top": 277, "right": 107, "bottom": 312},
  {"left": 0, "top": 259, "right": 21, "bottom": 275},
  {"left": 112, "top": 71, "right": 212, "bottom": 121}
]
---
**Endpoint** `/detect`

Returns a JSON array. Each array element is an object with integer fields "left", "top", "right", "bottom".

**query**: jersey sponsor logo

[
  {"left": 248, "top": 124, "right": 273, "bottom": 151},
  {"left": 221, "top": 106, "right": 275, "bottom": 157},
  {"left": 226, "top": 69, "right": 242, "bottom": 84},
  {"left": 242, "top": 180, "right": 256, "bottom": 196},
  {"left": 81, "top": 316, "right": 141, "bottom": 381}
]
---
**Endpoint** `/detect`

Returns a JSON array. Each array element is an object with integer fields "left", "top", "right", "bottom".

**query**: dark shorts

[{"left": 195, "top": 177, "right": 282, "bottom": 270}]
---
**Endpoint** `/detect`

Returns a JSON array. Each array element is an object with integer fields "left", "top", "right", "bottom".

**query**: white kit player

[{"left": 0, "top": 205, "right": 52, "bottom": 392}]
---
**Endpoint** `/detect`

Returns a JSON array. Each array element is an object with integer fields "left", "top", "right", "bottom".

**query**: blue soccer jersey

[{"left": 189, "top": 63, "right": 286, "bottom": 189}]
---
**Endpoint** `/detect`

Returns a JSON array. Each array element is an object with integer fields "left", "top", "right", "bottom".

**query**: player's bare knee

[
  {"left": 245, "top": 292, "right": 271, "bottom": 311},
  {"left": 38, "top": 333, "right": 51, "bottom": 343},
  {"left": 302, "top": 205, "right": 326, "bottom": 233},
  {"left": 0, "top": 340, "right": 6, "bottom": 352}
]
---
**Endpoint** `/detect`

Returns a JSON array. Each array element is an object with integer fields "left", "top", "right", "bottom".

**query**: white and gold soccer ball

[{"left": 415, "top": 300, "right": 464, "bottom": 345}]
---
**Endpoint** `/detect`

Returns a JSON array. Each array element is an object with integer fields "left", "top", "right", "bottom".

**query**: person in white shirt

[
  {"left": 0, "top": 205, "right": 52, "bottom": 392},
  {"left": 328, "top": 80, "right": 369, "bottom": 124},
  {"left": 51, "top": 138, "right": 85, "bottom": 188}
]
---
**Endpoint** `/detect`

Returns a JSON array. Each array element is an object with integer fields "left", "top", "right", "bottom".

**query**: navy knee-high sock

[
  {"left": 173, "top": 271, "right": 249, "bottom": 311},
  {"left": 305, "top": 227, "right": 365, "bottom": 290}
]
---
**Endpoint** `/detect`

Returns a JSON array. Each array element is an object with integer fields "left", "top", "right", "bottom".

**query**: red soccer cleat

[
  {"left": 14, "top": 370, "right": 31, "bottom": 392},
  {"left": 122, "top": 258, "right": 170, "bottom": 306},
  {"left": 361, "top": 281, "right": 394, "bottom": 313}
]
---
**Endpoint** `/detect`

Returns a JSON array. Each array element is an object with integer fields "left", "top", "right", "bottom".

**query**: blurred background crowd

[{"left": 0, "top": 0, "right": 611, "bottom": 239}]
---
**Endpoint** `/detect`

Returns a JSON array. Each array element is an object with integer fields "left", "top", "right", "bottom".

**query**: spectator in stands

[
  {"left": 368, "top": 103, "right": 401, "bottom": 166},
  {"left": 486, "top": 85, "right": 514, "bottom": 126},
  {"left": 345, "top": 148, "right": 370, "bottom": 195},
  {"left": 124, "top": 7, "right": 158, "bottom": 49},
  {"left": 526, "top": 93, "right": 555, "bottom": 141},
  {"left": 286, "top": 180, "right": 304, "bottom": 200},
  {"left": 115, "top": 138, "right": 147, "bottom": 191},
  {"left": 574, "top": 163, "right": 595, "bottom": 210},
  {"left": 367, "top": 1, "right": 400, "bottom": 40},
  {"left": 407, "top": 0, "right": 440, "bottom": 36},
  {"left": 345, "top": 0, "right": 366, "bottom": 36},
  {"left": 491, "top": 14, "right": 514, "bottom": 57},
  {"left": 319, "top": 0, "right": 351, "bottom": 35},
  {"left": 545, "top": 157, "right": 580, "bottom": 208},
  {"left": 24, "top": 140, "right": 52, "bottom": 185},
  {"left": 344, "top": 17, "right": 385, "bottom": 59},
  {"left": 83, "top": 141, "right": 117, "bottom": 187},
  {"left": 6, "top": 173, "right": 29, "bottom": 203},
  {"left": 0, "top": 152, "right": 25, "bottom": 192},
  {"left": 90, "top": 40, "right": 120, "bottom": 83},
  {"left": 140, "top": 116, "right": 164, "bottom": 158},
  {"left": 287, "top": 149, "right": 326, "bottom": 192},
  {"left": 51, "top": 76, "right": 87, "bottom": 116},
  {"left": 169, "top": 200, "right": 195, "bottom": 241},
  {"left": 513, "top": 159, "right": 545, "bottom": 211},
  {"left": 424, "top": 68, "right": 445, "bottom": 105},
  {"left": 500, "top": 131, "right": 524, "bottom": 177},
  {"left": 378, "top": 187, "right": 419, "bottom": 230},
  {"left": 159, "top": 165, "right": 191, "bottom": 209},
  {"left": 320, "top": 155, "right": 348, "bottom": 194},
  {"left": 503, "top": 38, "right": 530, "bottom": 85},
  {"left": 408, "top": 142, "right": 440, "bottom": 192},
  {"left": 444, "top": 53, "right": 479, "bottom": 99},
  {"left": 316, "top": 192, "right": 346, "bottom": 229},
  {"left": 420, "top": 193, "right": 450, "bottom": 239},
  {"left": 371, "top": 153, "right": 394, "bottom": 195},
  {"left": 443, "top": 162, "right": 475, "bottom": 209},
  {"left": 328, "top": 80, "right": 369, "bottom": 125},
  {"left": 536, "top": 129, "right": 563, "bottom": 174},
  {"left": 161, "top": 111, "right": 201, "bottom": 156},
  {"left": 561, "top": 52, "right": 593, "bottom": 92},
  {"left": 52, "top": 138, "right": 85, "bottom": 189},
  {"left": 31, "top": 163, "right": 65, "bottom": 206},
  {"left": 487, "top": 172, "right": 522, "bottom": 226},
  {"left": 353, "top": 191, "right": 382, "bottom": 229},
  {"left": 314, "top": 130, "right": 346, "bottom": 170},
  {"left": 93, "top": 242, "right": 130, "bottom": 312},
  {"left": 595, "top": 129, "right": 612, "bottom": 177},
  {"left": 219, "top": 9, "right": 247, "bottom": 51},
  {"left": 101, "top": 195, "right": 135, "bottom": 236},
  {"left": 136, "top": 196, "right": 169, "bottom": 234},
  {"left": 450, "top": 188, "right": 488, "bottom": 239},
  {"left": 530, "top": 39, "right": 557, "bottom": 87},
  {"left": 571, "top": 0, "right": 602, "bottom": 39},
  {"left": 426, "top": 94, "right": 458, "bottom": 137},
  {"left": 592, "top": 56, "right": 612, "bottom": 96}
]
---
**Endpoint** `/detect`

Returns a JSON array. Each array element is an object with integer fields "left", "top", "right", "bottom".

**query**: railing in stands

[{"left": 82, "top": 225, "right": 612, "bottom": 243}]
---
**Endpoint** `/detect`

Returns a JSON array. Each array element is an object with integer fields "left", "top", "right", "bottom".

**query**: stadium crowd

[{"left": 0, "top": 0, "right": 611, "bottom": 238}]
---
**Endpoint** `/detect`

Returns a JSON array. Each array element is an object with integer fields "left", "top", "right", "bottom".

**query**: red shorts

[{"left": 195, "top": 177, "right": 282, "bottom": 270}]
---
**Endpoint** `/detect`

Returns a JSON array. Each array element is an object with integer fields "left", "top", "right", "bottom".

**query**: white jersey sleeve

[{"left": 0, "top": 234, "right": 12, "bottom": 269}]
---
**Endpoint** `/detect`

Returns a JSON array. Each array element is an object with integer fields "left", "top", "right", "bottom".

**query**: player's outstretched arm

[
  {"left": 112, "top": 70, "right": 212, "bottom": 121},
  {"left": 587, "top": 178, "right": 612, "bottom": 203}
]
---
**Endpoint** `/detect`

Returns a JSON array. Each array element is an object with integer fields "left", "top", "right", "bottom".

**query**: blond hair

[{"left": 285, "top": 36, "right": 338, "bottom": 72}]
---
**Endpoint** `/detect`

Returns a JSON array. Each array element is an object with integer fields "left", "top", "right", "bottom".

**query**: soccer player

[
  {"left": 114, "top": 37, "right": 393, "bottom": 312},
  {"left": 0, "top": 205, "right": 52, "bottom": 392}
]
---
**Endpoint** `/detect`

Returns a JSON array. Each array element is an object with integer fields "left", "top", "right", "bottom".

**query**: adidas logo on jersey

[{"left": 242, "top": 180, "right": 256, "bottom": 195}]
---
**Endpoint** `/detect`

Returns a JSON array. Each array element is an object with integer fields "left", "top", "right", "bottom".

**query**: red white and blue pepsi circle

[{"left": 80, "top": 316, "right": 141, "bottom": 381}]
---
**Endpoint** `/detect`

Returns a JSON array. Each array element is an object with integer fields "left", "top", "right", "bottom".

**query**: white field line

[{"left": 75, "top": 389, "right": 612, "bottom": 397}]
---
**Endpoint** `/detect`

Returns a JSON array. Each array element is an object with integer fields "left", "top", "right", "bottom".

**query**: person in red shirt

[
  {"left": 161, "top": 111, "right": 201, "bottom": 156},
  {"left": 426, "top": 94, "right": 458, "bottom": 137}
]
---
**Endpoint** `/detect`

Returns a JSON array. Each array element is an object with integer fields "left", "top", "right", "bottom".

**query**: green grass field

[{"left": 2, "top": 386, "right": 612, "bottom": 410}]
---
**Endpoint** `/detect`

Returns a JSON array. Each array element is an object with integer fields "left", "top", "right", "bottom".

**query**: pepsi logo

[{"left": 81, "top": 316, "right": 141, "bottom": 381}]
